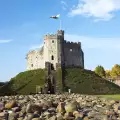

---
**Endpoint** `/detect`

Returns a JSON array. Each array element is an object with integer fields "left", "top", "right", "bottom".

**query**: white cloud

[
  {"left": 65, "top": 34, "right": 120, "bottom": 50},
  {"left": 69, "top": 0, "right": 120, "bottom": 21},
  {"left": 0, "top": 39, "right": 12, "bottom": 43},
  {"left": 61, "top": 0, "right": 68, "bottom": 10}
]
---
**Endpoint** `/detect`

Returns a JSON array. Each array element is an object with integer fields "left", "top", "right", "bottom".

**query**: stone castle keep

[{"left": 26, "top": 30, "right": 84, "bottom": 70}]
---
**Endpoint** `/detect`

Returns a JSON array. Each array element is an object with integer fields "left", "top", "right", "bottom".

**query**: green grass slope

[
  {"left": 64, "top": 68, "right": 120, "bottom": 95},
  {"left": 0, "top": 69, "right": 45, "bottom": 95},
  {"left": 0, "top": 67, "right": 120, "bottom": 95}
]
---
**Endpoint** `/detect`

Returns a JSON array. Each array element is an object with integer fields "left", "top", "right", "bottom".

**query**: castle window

[
  {"left": 51, "top": 55, "right": 54, "bottom": 60},
  {"left": 52, "top": 40, "right": 54, "bottom": 43},
  {"left": 31, "top": 64, "right": 33, "bottom": 67}
]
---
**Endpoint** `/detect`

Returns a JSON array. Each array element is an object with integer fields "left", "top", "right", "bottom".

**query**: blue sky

[{"left": 0, "top": 0, "right": 120, "bottom": 81}]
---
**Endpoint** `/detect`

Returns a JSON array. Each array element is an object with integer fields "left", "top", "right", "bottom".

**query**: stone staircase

[{"left": 43, "top": 62, "right": 63, "bottom": 94}]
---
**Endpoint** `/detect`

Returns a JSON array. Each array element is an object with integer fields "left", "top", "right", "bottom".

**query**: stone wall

[
  {"left": 44, "top": 34, "right": 58, "bottom": 70},
  {"left": 57, "top": 30, "right": 65, "bottom": 68},
  {"left": 26, "top": 30, "right": 84, "bottom": 70},
  {"left": 26, "top": 49, "right": 44, "bottom": 70},
  {"left": 64, "top": 41, "right": 84, "bottom": 68}
]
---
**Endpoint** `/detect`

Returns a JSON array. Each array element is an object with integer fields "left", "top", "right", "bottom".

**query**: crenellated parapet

[
  {"left": 43, "top": 30, "right": 64, "bottom": 40},
  {"left": 64, "top": 40, "right": 81, "bottom": 49},
  {"left": 64, "top": 40, "right": 81, "bottom": 45},
  {"left": 57, "top": 30, "right": 64, "bottom": 36},
  {"left": 43, "top": 34, "right": 57, "bottom": 40}
]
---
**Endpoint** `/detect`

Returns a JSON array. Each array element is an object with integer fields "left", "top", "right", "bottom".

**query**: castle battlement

[
  {"left": 57, "top": 30, "right": 64, "bottom": 34},
  {"left": 44, "top": 34, "right": 57, "bottom": 40},
  {"left": 26, "top": 30, "right": 84, "bottom": 70},
  {"left": 64, "top": 40, "right": 81, "bottom": 47},
  {"left": 43, "top": 30, "right": 64, "bottom": 40}
]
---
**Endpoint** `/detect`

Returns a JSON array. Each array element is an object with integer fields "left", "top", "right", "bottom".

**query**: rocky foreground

[{"left": 0, "top": 93, "right": 120, "bottom": 120}]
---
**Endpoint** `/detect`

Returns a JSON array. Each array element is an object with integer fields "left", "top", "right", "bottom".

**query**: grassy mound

[
  {"left": 64, "top": 68, "right": 120, "bottom": 95},
  {"left": 0, "top": 69, "right": 45, "bottom": 95},
  {"left": 0, "top": 67, "right": 120, "bottom": 95}
]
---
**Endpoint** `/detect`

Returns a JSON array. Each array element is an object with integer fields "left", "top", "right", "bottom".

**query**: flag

[{"left": 50, "top": 14, "right": 60, "bottom": 19}]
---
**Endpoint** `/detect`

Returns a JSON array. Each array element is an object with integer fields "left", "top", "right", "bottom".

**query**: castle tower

[
  {"left": 56, "top": 30, "right": 65, "bottom": 92},
  {"left": 43, "top": 30, "right": 65, "bottom": 69},
  {"left": 56, "top": 30, "right": 65, "bottom": 67},
  {"left": 43, "top": 30, "right": 63, "bottom": 69},
  {"left": 26, "top": 30, "right": 84, "bottom": 71}
]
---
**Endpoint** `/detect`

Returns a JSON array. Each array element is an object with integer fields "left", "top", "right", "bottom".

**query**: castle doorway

[
  {"left": 51, "top": 64, "right": 54, "bottom": 70},
  {"left": 47, "top": 78, "right": 55, "bottom": 94}
]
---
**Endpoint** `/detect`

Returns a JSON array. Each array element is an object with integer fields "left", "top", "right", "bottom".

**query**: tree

[
  {"left": 110, "top": 64, "right": 120, "bottom": 78},
  {"left": 94, "top": 65, "right": 106, "bottom": 78},
  {"left": 105, "top": 70, "right": 111, "bottom": 78}
]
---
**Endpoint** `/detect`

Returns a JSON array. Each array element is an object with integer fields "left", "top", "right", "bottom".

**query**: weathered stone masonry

[{"left": 26, "top": 30, "right": 84, "bottom": 70}]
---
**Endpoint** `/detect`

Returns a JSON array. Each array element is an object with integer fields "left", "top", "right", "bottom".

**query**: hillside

[
  {"left": 0, "top": 69, "right": 45, "bottom": 95},
  {"left": 64, "top": 68, "right": 120, "bottom": 95},
  {"left": 0, "top": 67, "right": 120, "bottom": 95}
]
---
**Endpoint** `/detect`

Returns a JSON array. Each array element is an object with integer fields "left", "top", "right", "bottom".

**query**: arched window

[
  {"left": 31, "top": 64, "right": 33, "bottom": 67},
  {"left": 51, "top": 55, "right": 54, "bottom": 60},
  {"left": 52, "top": 40, "right": 54, "bottom": 43}
]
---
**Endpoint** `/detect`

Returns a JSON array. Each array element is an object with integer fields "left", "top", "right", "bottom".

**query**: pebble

[{"left": 0, "top": 93, "right": 119, "bottom": 119}]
